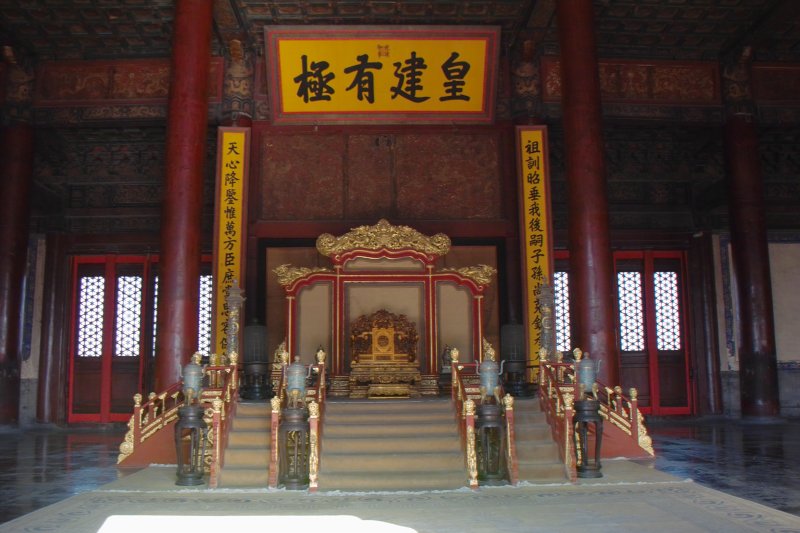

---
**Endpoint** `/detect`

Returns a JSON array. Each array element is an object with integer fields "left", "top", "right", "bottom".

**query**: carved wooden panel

[
  {"left": 542, "top": 57, "right": 720, "bottom": 105},
  {"left": 753, "top": 65, "right": 800, "bottom": 104},
  {"left": 346, "top": 135, "right": 394, "bottom": 219},
  {"left": 259, "top": 134, "right": 346, "bottom": 220},
  {"left": 257, "top": 130, "right": 502, "bottom": 221},
  {"left": 394, "top": 133, "right": 501, "bottom": 219},
  {"left": 34, "top": 58, "right": 223, "bottom": 106}
]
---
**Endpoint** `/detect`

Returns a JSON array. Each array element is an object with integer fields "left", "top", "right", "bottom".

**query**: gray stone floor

[
  {"left": 1, "top": 417, "right": 799, "bottom": 525},
  {"left": 643, "top": 417, "right": 800, "bottom": 517}
]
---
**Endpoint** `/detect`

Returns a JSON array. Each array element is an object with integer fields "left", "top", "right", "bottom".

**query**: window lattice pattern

[
  {"left": 115, "top": 276, "right": 143, "bottom": 357},
  {"left": 554, "top": 271, "right": 571, "bottom": 353},
  {"left": 618, "top": 272, "right": 645, "bottom": 352},
  {"left": 654, "top": 271, "right": 682, "bottom": 350},
  {"left": 198, "top": 275, "right": 213, "bottom": 356},
  {"left": 151, "top": 276, "right": 158, "bottom": 356},
  {"left": 77, "top": 276, "right": 105, "bottom": 358}
]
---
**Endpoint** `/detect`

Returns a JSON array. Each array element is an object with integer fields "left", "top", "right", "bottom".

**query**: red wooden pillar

[
  {"left": 37, "top": 235, "right": 70, "bottom": 424},
  {"left": 154, "top": 0, "right": 214, "bottom": 390},
  {"left": 555, "top": 0, "right": 619, "bottom": 385},
  {"left": 725, "top": 115, "right": 780, "bottom": 418},
  {"left": 0, "top": 123, "right": 34, "bottom": 424}
]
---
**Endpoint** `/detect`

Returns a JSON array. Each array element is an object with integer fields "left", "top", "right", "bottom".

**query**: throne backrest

[{"left": 350, "top": 309, "right": 418, "bottom": 364}]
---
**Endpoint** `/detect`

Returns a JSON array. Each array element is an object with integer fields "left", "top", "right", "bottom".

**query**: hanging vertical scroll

[
  {"left": 212, "top": 127, "right": 250, "bottom": 354},
  {"left": 516, "top": 126, "right": 554, "bottom": 378}
]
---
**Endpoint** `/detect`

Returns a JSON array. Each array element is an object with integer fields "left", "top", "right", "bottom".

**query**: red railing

[
  {"left": 451, "top": 360, "right": 480, "bottom": 488},
  {"left": 538, "top": 354, "right": 654, "bottom": 478},
  {"left": 267, "top": 354, "right": 327, "bottom": 490},
  {"left": 116, "top": 358, "right": 240, "bottom": 487},
  {"left": 538, "top": 362, "right": 577, "bottom": 482},
  {"left": 201, "top": 363, "right": 239, "bottom": 488},
  {"left": 117, "top": 384, "right": 185, "bottom": 465},
  {"left": 450, "top": 356, "right": 518, "bottom": 487}
]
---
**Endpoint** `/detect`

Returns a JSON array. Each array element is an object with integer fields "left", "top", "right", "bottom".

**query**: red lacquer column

[
  {"left": 154, "top": 0, "right": 214, "bottom": 390},
  {"left": 0, "top": 123, "right": 33, "bottom": 423},
  {"left": 726, "top": 115, "right": 779, "bottom": 418},
  {"left": 722, "top": 46, "right": 779, "bottom": 419},
  {"left": 555, "top": 0, "right": 619, "bottom": 385}
]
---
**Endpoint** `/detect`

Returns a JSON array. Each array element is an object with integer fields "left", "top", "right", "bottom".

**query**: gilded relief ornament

[
  {"left": 482, "top": 338, "right": 497, "bottom": 361},
  {"left": 273, "top": 264, "right": 332, "bottom": 287},
  {"left": 441, "top": 264, "right": 496, "bottom": 286},
  {"left": 316, "top": 219, "right": 451, "bottom": 258}
]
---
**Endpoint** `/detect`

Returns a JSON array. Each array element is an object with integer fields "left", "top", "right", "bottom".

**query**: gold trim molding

[
  {"left": 441, "top": 264, "right": 496, "bottom": 286},
  {"left": 317, "top": 219, "right": 451, "bottom": 258},
  {"left": 274, "top": 264, "right": 332, "bottom": 287}
]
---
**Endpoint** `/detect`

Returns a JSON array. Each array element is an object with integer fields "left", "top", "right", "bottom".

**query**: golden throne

[{"left": 348, "top": 309, "right": 422, "bottom": 399}]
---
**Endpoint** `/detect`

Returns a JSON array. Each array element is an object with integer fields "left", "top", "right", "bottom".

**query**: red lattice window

[
  {"left": 151, "top": 275, "right": 159, "bottom": 356},
  {"left": 553, "top": 270, "right": 571, "bottom": 353},
  {"left": 76, "top": 276, "right": 105, "bottom": 358},
  {"left": 198, "top": 274, "right": 213, "bottom": 356},
  {"left": 617, "top": 271, "right": 645, "bottom": 352},
  {"left": 148, "top": 274, "right": 213, "bottom": 357},
  {"left": 654, "top": 271, "right": 682, "bottom": 351},
  {"left": 114, "top": 276, "right": 143, "bottom": 358}
]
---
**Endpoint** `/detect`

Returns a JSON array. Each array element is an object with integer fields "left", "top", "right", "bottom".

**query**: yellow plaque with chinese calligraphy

[
  {"left": 517, "top": 126, "right": 553, "bottom": 378},
  {"left": 213, "top": 128, "right": 250, "bottom": 354},
  {"left": 265, "top": 26, "right": 499, "bottom": 124}
]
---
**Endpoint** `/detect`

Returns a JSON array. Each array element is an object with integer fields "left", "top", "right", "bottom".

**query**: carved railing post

[
  {"left": 268, "top": 396, "right": 281, "bottom": 489},
  {"left": 503, "top": 394, "right": 519, "bottom": 485},
  {"left": 308, "top": 401, "right": 320, "bottom": 492},
  {"left": 629, "top": 387, "right": 639, "bottom": 438},
  {"left": 450, "top": 347, "right": 460, "bottom": 404},
  {"left": 206, "top": 398, "right": 223, "bottom": 488},
  {"left": 564, "top": 393, "right": 577, "bottom": 482},
  {"left": 465, "top": 399, "right": 478, "bottom": 489}
]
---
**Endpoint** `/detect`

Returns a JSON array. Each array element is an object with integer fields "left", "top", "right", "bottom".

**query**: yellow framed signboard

[
  {"left": 265, "top": 26, "right": 499, "bottom": 124},
  {"left": 517, "top": 126, "right": 554, "bottom": 378}
]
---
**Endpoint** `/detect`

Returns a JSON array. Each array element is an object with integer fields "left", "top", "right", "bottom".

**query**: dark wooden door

[
  {"left": 68, "top": 257, "right": 149, "bottom": 423},
  {"left": 616, "top": 251, "right": 692, "bottom": 415}
]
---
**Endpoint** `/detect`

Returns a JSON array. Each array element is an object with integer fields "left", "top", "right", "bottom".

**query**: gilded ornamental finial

[
  {"left": 316, "top": 219, "right": 451, "bottom": 258},
  {"left": 465, "top": 398, "right": 476, "bottom": 416},
  {"left": 502, "top": 393, "right": 514, "bottom": 410},
  {"left": 483, "top": 338, "right": 496, "bottom": 361},
  {"left": 538, "top": 346, "right": 548, "bottom": 362},
  {"left": 450, "top": 347, "right": 460, "bottom": 363},
  {"left": 274, "top": 264, "right": 332, "bottom": 288},
  {"left": 441, "top": 264, "right": 496, "bottom": 286}
]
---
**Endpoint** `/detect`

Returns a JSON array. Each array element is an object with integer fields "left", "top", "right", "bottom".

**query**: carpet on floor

[{"left": 2, "top": 461, "right": 800, "bottom": 533}]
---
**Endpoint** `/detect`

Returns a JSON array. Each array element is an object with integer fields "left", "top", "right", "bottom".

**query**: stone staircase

[
  {"left": 319, "top": 398, "right": 466, "bottom": 491},
  {"left": 513, "top": 397, "right": 566, "bottom": 483},
  {"left": 218, "top": 401, "right": 272, "bottom": 488}
]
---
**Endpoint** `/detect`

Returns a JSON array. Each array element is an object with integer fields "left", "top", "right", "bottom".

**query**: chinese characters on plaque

[
  {"left": 213, "top": 128, "right": 249, "bottom": 354},
  {"left": 266, "top": 26, "right": 499, "bottom": 124},
  {"left": 517, "top": 127, "right": 553, "bottom": 376}
]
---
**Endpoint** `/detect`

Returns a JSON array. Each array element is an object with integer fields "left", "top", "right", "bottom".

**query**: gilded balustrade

[
  {"left": 450, "top": 345, "right": 518, "bottom": 487},
  {"left": 268, "top": 345, "right": 327, "bottom": 490},
  {"left": 537, "top": 347, "right": 654, "bottom": 480},
  {"left": 118, "top": 284, "right": 244, "bottom": 488},
  {"left": 538, "top": 362, "right": 577, "bottom": 482}
]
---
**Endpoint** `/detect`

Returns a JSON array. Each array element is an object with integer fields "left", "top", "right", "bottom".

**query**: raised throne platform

[{"left": 348, "top": 309, "right": 421, "bottom": 399}]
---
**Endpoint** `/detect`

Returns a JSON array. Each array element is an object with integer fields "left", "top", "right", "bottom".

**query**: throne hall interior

[{"left": 1, "top": 0, "right": 800, "bottom": 530}]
